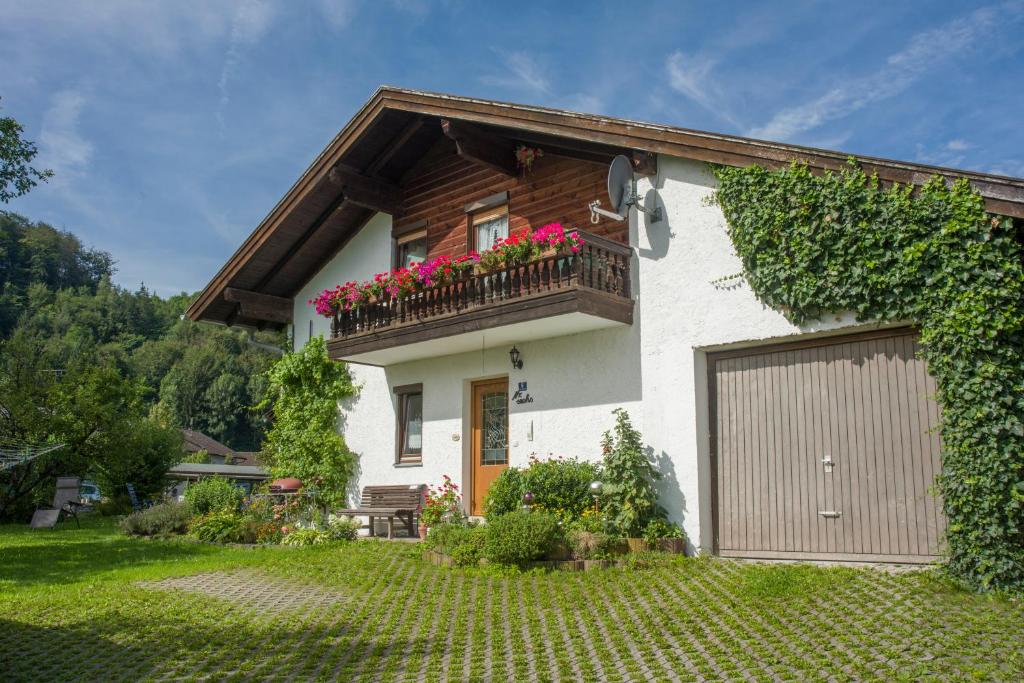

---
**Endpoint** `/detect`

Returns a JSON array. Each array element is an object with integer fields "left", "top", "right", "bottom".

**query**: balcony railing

[{"left": 330, "top": 230, "right": 632, "bottom": 342}]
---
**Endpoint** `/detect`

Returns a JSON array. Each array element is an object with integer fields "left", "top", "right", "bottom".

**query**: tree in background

[
  {"left": 0, "top": 328, "right": 182, "bottom": 519},
  {"left": 257, "top": 337, "right": 357, "bottom": 508},
  {"left": 0, "top": 100, "right": 52, "bottom": 202},
  {"left": 0, "top": 209, "right": 284, "bottom": 519}
]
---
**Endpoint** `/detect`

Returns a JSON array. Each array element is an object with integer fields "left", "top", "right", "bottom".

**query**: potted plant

[{"left": 419, "top": 475, "right": 462, "bottom": 538}]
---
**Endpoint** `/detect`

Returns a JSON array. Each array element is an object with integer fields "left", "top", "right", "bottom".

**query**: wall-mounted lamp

[{"left": 509, "top": 345, "right": 523, "bottom": 370}]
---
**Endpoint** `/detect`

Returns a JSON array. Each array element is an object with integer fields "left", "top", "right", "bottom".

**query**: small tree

[
  {"left": 1, "top": 101, "right": 53, "bottom": 202},
  {"left": 600, "top": 408, "right": 663, "bottom": 536},
  {"left": 257, "top": 337, "right": 356, "bottom": 508}
]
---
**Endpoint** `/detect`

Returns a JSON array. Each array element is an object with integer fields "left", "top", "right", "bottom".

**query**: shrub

[
  {"left": 425, "top": 522, "right": 487, "bottom": 566},
  {"left": 325, "top": 514, "right": 360, "bottom": 541},
  {"left": 601, "top": 409, "right": 662, "bottom": 536},
  {"left": 484, "top": 456, "right": 601, "bottom": 523},
  {"left": 482, "top": 510, "right": 563, "bottom": 565},
  {"left": 281, "top": 528, "right": 331, "bottom": 546},
  {"left": 189, "top": 510, "right": 249, "bottom": 543},
  {"left": 643, "top": 518, "right": 684, "bottom": 543},
  {"left": 449, "top": 527, "right": 487, "bottom": 567},
  {"left": 120, "top": 501, "right": 191, "bottom": 536},
  {"left": 566, "top": 530, "right": 627, "bottom": 560},
  {"left": 184, "top": 477, "right": 244, "bottom": 516}
]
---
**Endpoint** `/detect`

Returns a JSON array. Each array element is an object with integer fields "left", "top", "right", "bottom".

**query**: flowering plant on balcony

[{"left": 310, "top": 223, "right": 584, "bottom": 317}]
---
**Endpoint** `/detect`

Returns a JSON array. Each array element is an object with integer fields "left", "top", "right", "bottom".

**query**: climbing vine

[{"left": 713, "top": 161, "right": 1024, "bottom": 591}]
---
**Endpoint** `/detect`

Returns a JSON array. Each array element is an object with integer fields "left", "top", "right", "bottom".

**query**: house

[
  {"left": 166, "top": 462, "right": 269, "bottom": 499},
  {"left": 186, "top": 87, "right": 1024, "bottom": 563},
  {"left": 170, "top": 430, "right": 268, "bottom": 498},
  {"left": 180, "top": 429, "right": 235, "bottom": 465}
]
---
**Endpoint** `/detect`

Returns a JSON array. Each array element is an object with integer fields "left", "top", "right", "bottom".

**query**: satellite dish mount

[{"left": 589, "top": 154, "right": 663, "bottom": 224}]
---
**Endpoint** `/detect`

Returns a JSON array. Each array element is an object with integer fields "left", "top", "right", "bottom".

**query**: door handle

[{"left": 818, "top": 511, "right": 842, "bottom": 518}]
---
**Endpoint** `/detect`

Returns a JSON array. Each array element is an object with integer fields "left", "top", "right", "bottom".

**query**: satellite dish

[
  {"left": 607, "top": 155, "right": 634, "bottom": 215},
  {"left": 588, "top": 153, "right": 663, "bottom": 225}
]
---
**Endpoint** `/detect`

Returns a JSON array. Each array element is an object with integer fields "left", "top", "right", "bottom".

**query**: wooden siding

[
  {"left": 710, "top": 330, "right": 946, "bottom": 562},
  {"left": 395, "top": 137, "right": 627, "bottom": 259}
]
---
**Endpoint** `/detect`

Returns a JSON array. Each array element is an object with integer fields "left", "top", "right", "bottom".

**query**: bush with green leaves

[
  {"left": 482, "top": 510, "right": 563, "bottom": 565},
  {"left": 120, "top": 501, "right": 192, "bottom": 536},
  {"left": 642, "top": 518, "right": 684, "bottom": 543},
  {"left": 713, "top": 161, "right": 1024, "bottom": 590},
  {"left": 281, "top": 528, "right": 331, "bottom": 546},
  {"left": 484, "top": 456, "right": 601, "bottom": 523},
  {"left": 425, "top": 522, "right": 487, "bottom": 566},
  {"left": 566, "top": 529, "right": 626, "bottom": 560},
  {"left": 325, "top": 514, "right": 360, "bottom": 541},
  {"left": 189, "top": 510, "right": 252, "bottom": 543},
  {"left": 184, "top": 476, "right": 244, "bottom": 516},
  {"left": 257, "top": 337, "right": 357, "bottom": 508},
  {"left": 600, "top": 409, "right": 663, "bottom": 536}
]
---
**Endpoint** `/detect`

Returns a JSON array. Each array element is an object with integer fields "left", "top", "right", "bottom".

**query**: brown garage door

[{"left": 710, "top": 329, "right": 946, "bottom": 563}]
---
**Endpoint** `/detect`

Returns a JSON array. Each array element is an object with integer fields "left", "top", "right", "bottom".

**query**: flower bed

[{"left": 310, "top": 223, "right": 584, "bottom": 316}]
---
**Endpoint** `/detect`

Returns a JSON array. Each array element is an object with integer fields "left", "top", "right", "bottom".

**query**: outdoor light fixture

[
  {"left": 509, "top": 345, "right": 523, "bottom": 370},
  {"left": 590, "top": 481, "right": 603, "bottom": 512},
  {"left": 522, "top": 491, "right": 535, "bottom": 511}
]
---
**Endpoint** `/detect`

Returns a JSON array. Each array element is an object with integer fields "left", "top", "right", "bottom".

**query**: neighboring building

[
  {"left": 171, "top": 430, "right": 268, "bottom": 499},
  {"left": 181, "top": 429, "right": 235, "bottom": 465},
  {"left": 167, "top": 462, "right": 269, "bottom": 499},
  {"left": 186, "top": 87, "right": 1024, "bottom": 563}
]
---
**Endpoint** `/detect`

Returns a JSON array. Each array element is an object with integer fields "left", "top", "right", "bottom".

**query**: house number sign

[{"left": 512, "top": 381, "right": 534, "bottom": 405}]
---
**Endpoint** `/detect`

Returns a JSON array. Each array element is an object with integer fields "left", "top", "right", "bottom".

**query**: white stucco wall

[{"left": 291, "top": 156, "right": 880, "bottom": 550}]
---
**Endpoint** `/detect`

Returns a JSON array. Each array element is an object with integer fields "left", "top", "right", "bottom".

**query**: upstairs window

[
  {"left": 394, "top": 383, "right": 423, "bottom": 465},
  {"left": 472, "top": 204, "right": 509, "bottom": 252},
  {"left": 395, "top": 229, "right": 427, "bottom": 269}
]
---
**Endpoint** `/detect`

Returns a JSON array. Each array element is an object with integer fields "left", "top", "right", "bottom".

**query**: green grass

[{"left": 1, "top": 517, "right": 1022, "bottom": 682}]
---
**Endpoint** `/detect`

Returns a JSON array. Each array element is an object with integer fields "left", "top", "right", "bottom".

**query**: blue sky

[{"left": 2, "top": 0, "right": 1023, "bottom": 296}]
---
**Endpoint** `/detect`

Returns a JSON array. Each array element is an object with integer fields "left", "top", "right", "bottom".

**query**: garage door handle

[{"left": 818, "top": 510, "right": 842, "bottom": 518}]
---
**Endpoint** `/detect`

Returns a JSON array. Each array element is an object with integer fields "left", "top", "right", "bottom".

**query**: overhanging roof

[{"left": 187, "top": 86, "right": 1024, "bottom": 328}]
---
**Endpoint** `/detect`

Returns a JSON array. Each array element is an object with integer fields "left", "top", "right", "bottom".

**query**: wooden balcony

[{"left": 327, "top": 231, "right": 633, "bottom": 365}]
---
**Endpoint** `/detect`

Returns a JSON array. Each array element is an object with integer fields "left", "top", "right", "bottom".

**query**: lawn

[{"left": 1, "top": 518, "right": 1021, "bottom": 682}]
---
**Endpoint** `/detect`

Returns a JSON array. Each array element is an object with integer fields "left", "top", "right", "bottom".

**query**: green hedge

[
  {"left": 713, "top": 161, "right": 1024, "bottom": 591},
  {"left": 483, "top": 456, "right": 600, "bottom": 522}
]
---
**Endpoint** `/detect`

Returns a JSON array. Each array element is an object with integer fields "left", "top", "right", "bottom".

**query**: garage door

[{"left": 710, "top": 329, "right": 946, "bottom": 563}]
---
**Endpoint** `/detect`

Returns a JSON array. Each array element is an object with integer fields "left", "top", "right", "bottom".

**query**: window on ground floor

[{"left": 394, "top": 383, "right": 423, "bottom": 465}]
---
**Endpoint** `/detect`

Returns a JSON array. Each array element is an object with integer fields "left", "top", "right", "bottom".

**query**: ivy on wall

[{"left": 712, "top": 161, "right": 1024, "bottom": 591}]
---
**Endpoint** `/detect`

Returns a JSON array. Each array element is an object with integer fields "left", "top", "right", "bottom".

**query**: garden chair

[
  {"left": 125, "top": 483, "right": 153, "bottom": 512},
  {"left": 30, "top": 477, "right": 84, "bottom": 529}
]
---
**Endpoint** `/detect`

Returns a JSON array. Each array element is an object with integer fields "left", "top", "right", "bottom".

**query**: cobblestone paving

[{"left": 3, "top": 537, "right": 1023, "bottom": 682}]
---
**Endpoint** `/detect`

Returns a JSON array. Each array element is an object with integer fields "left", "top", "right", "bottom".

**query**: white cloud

[
  {"left": 666, "top": 52, "right": 717, "bottom": 112},
  {"left": 748, "top": 3, "right": 1023, "bottom": 141},
  {"left": 38, "top": 90, "right": 93, "bottom": 180},
  {"left": 665, "top": 51, "right": 744, "bottom": 129},
  {"left": 218, "top": 0, "right": 277, "bottom": 129},
  {"left": 314, "top": 0, "right": 360, "bottom": 28},
  {"left": 946, "top": 139, "right": 970, "bottom": 151},
  {"left": 480, "top": 51, "right": 551, "bottom": 95}
]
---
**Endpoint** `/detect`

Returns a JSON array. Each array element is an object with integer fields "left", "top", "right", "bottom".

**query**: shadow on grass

[
  {"left": 0, "top": 518, "right": 229, "bottom": 587},
  {"left": 1, "top": 608, "right": 434, "bottom": 682}
]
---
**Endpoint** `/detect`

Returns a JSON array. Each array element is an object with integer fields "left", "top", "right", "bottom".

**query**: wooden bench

[{"left": 337, "top": 484, "right": 426, "bottom": 539}]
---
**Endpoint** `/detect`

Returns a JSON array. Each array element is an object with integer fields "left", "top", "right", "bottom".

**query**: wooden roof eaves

[
  {"left": 188, "top": 86, "right": 1024, "bottom": 325},
  {"left": 377, "top": 89, "right": 1024, "bottom": 211},
  {"left": 185, "top": 92, "right": 392, "bottom": 322}
]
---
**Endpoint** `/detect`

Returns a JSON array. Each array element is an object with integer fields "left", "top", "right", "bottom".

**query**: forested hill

[{"left": 0, "top": 210, "right": 284, "bottom": 451}]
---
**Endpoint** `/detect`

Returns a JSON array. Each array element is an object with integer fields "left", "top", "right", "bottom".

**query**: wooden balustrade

[{"left": 331, "top": 230, "right": 632, "bottom": 340}]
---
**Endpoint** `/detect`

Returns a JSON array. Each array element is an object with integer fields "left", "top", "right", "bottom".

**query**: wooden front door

[{"left": 470, "top": 379, "right": 509, "bottom": 515}]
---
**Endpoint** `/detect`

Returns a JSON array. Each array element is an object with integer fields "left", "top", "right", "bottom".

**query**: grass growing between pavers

[{"left": 1, "top": 517, "right": 1022, "bottom": 682}]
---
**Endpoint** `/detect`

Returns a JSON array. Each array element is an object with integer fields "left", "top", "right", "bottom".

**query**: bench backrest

[{"left": 359, "top": 484, "right": 425, "bottom": 509}]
